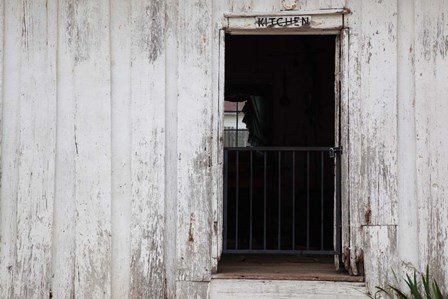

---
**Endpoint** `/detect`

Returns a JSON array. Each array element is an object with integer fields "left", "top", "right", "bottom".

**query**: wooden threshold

[
  {"left": 214, "top": 255, "right": 364, "bottom": 282},
  {"left": 208, "top": 279, "right": 370, "bottom": 299}
]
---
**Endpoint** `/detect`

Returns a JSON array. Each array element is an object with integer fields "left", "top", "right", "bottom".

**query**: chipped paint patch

[{"left": 134, "top": 0, "right": 164, "bottom": 63}]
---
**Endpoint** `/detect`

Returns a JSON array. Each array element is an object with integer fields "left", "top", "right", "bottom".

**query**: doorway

[{"left": 219, "top": 34, "right": 342, "bottom": 276}]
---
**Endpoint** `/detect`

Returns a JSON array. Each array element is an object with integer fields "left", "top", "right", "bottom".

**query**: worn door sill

[
  {"left": 214, "top": 254, "right": 364, "bottom": 282},
  {"left": 208, "top": 279, "right": 370, "bottom": 299}
]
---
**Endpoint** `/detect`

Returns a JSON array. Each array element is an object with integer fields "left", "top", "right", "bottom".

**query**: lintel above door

[{"left": 224, "top": 9, "right": 348, "bottom": 35}]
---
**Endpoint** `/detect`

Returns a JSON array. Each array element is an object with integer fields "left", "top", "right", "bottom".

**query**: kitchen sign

[{"left": 255, "top": 16, "right": 311, "bottom": 28}]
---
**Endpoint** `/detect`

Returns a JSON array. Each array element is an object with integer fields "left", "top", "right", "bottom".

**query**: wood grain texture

[
  {"left": 72, "top": 1, "right": 112, "bottom": 298},
  {"left": 226, "top": 0, "right": 345, "bottom": 13},
  {"left": 110, "top": 0, "right": 132, "bottom": 298},
  {"left": 0, "top": 1, "right": 57, "bottom": 298},
  {"left": 51, "top": 0, "right": 77, "bottom": 297},
  {"left": 214, "top": 255, "right": 364, "bottom": 282},
  {"left": 324, "top": 0, "right": 345, "bottom": 9},
  {"left": 297, "top": 0, "right": 320, "bottom": 11},
  {"left": 176, "top": 0, "right": 214, "bottom": 284},
  {"left": 0, "top": 1, "right": 21, "bottom": 296},
  {"left": 177, "top": 281, "right": 209, "bottom": 299},
  {"left": 164, "top": 0, "right": 179, "bottom": 298},
  {"left": 414, "top": 0, "right": 448, "bottom": 292},
  {"left": 396, "top": 0, "right": 419, "bottom": 275},
  {"left": 129, "top": 0, "right": 166, "bottom": 297},
  {"left": 363, "top": 226, "right": 398, "bottom": 294},
  {"left": 15, "top": 0, "right": 57, "bottom": 297},
  {"left": 227, "top": 0, "right": 254, "bottom": 12},
  {"left": 346, "top": 0, "right": 398, "bottom": 228},
  {"left": 0, "top": 1, "right": 17, "bottom": 297},
  {"left": 340, "top": 28, "right": 351, "bottom": 272},
  {"left": 0, "top": 0, "right": 3, "bottom": 203},
  {"left": 208, "top": 279, "right": 369, "bottom": 299},
  {"left": 319, "top": 0, "right": 334, "bottom": 9},
  {"left": 1, "top": 0, "right": 448, "bottom": 298},
  {"left": 211, "top": 0, "right": 226, "bottom": 274},
  {"left": 344, "top": 0, "right": 399, "bottom": 284},
  {"left": 344, "top": 0, "right": 363, "bottom": 277}
]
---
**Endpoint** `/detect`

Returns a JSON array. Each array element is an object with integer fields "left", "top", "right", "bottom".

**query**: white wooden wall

[
  {"left": 0, "top": 0, "right": 447, "bottom": 298},
  {"left": 344, "top": 0, "right": 399, "bottom": 289},
  {"left": 414, "top": 0, "right": 448, "bottom": 291},
  {"left": 344, "top": 0, "right": 448, "bottom": 295}
]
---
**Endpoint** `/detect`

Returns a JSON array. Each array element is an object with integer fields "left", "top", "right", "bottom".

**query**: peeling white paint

[{"left": 0, "top": 0, "right": 448, "bottom": 298}]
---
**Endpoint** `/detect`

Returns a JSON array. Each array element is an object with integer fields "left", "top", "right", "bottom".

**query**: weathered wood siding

[
  {"left": 345, "top": 0, "right": 448, "bottom": 295},
  {"left": 0, "top": 0, "right": 168, "bottom": 297},
  {"left": 414, "top": 0, "right": 448, "bottom": 291},
  {"left": 176, "top": 0, "right": 214, "bottom": 288},
  {"left": 225, "top": 0, "right": 344, "bottom": 12},
  {"left": 1, "top": 1, "right": 57, "bottom": 298},
  {"left": 110, "top": 1, "right": 131, "bottom": 297},
  {"left": 0, "top": 0, "right": 448, "bottom": 298},
  {"left": 208, "top": 279, "right": 369, "bottom": 299},
  {"left": 344, "top": 0, "right": 400, "bottom": 291}
]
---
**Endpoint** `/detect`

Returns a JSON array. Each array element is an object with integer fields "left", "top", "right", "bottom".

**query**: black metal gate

[{"left": 223, "top": 147, "right": 342, "bottom": 255}]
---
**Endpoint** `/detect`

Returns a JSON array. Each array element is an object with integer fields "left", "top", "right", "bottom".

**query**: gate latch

[{"left": 329, "top": 147, "right": 343, "bottom": 158}]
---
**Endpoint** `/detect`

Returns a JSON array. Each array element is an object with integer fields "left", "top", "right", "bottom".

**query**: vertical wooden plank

[
  {"left": 72, "top": 1, "right": 112, "bottom": 297},
  {"left": 251, "top": 0, "right": 281, "bottom": 12},
  {"left": 340, "top": 28, "right": 351, "bottom": 272},
  {"left": 211, "top": 0, "right": 227, "bottom": 272},
  {"left": 0, "top": 0, "right": 58, "bottom": 297},
  {"left": 345, "top": 0, "right": 399, "bottom": 283},
  {"left": 414, "top": 0, "right": 448, "bottom": 288},
  {"left": 17, "top": 0, "right": 58, "bottom": 295},
  {"left": 211, "top": 28, "right": 225, "bottom": 273},
  {"left": 165, "top": 0, "right": 179, "bottom": 297},
  {"left": 332, "top": 0, "right": 346, "bottom": 8},
  {"left": 319, "top": 0, "right": 334, "bottom": 9},
  {"left": 396, "top": 0, "right": 418, "bottom": 274},
  {"left": 363, "top": 226, "right": 398, "bottom": 293},
  {"left": 211, "top": 1, "right": 225, "bottom": 272},
  {"left": 414, "top": 0, "right": 431, "bottom": 276},
  {"left": 334, "top": 33, "right": 341, "bottom": 270},
  {"left": 0, "top": 0, "right": 21, "bottom": 296},
  {"left": 0, "top": 6, "right": 3, "bottom": 292},
  {"left": 227, "top": 0, "right": 253, "bottom": 12},
  {"left": 176, "top": 0, "right": 213, "bottom": 285},
  {"left": 430, "top": 1, "right": 448, "bottom": 288},
  {"left": 0, "top": 4, "right": 4, "bottom": 295},
  {"left": 176, "top": 281, "right": 209, "bottom": 299},
  {"left": 111, "top": 1, "right": 132, "bottom": 298},
  {"left": 297, "top": 0, "right": 320, "bottom": 11},
  {"left": 0, "top": 0, "right": 3, "bottom": 179},
  {"left": 358, "top": 0, "right": 398, "bottom": 227},
  {"left": 319, "top": 0, "right": 345, "bottom": 9},
  {"left": 344, "top": 0, "right": 363, "bottom": 276},
  {"left": 129, "top": 0, "right": 166, "bottom": 297},
  {"left": 51, "top": 0, "right": 77, "bottom": 298}
]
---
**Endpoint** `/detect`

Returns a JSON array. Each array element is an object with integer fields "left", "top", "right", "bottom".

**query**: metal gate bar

[{"left": 223, "top": 147, "right": 342, "bottom": 255}]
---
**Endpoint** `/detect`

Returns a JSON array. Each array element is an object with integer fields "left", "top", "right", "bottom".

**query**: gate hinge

[{"left": 329, "top": 147, "right": 343, "bottom": 158}]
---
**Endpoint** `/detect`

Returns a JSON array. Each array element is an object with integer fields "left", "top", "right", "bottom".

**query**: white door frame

[{"left": 211, "top": 10, "right": 350, "bottom": 273}]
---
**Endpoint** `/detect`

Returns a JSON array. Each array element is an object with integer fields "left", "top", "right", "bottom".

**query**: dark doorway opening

[
  {"left": 219, "top": 34, "right": 344, "bottom": 280},
  {"left": 221, "top": 34, "right": 340, "bottom": 265},
  {"left": 224, "top": 35, "right": 336, "bottom": 149}
]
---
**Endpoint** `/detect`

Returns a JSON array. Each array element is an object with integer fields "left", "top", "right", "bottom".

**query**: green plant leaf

[
  {"left": 391, "top": 286, "right": 410, "bottom": 299},
  {"left": 432, "top": 280, "right": 444, "bottom": 299},
  {"left": 404, "top": 272, "right": 422, "bottom": 299},
  {"left": 421, "top": 266, "right": 432, "bottom": 298},
  {"left": 375, "top": 286, "right": 391, "bottom": 299},
  {"left": 375, "top": 266, "right": 447, "bottom": 299}
]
